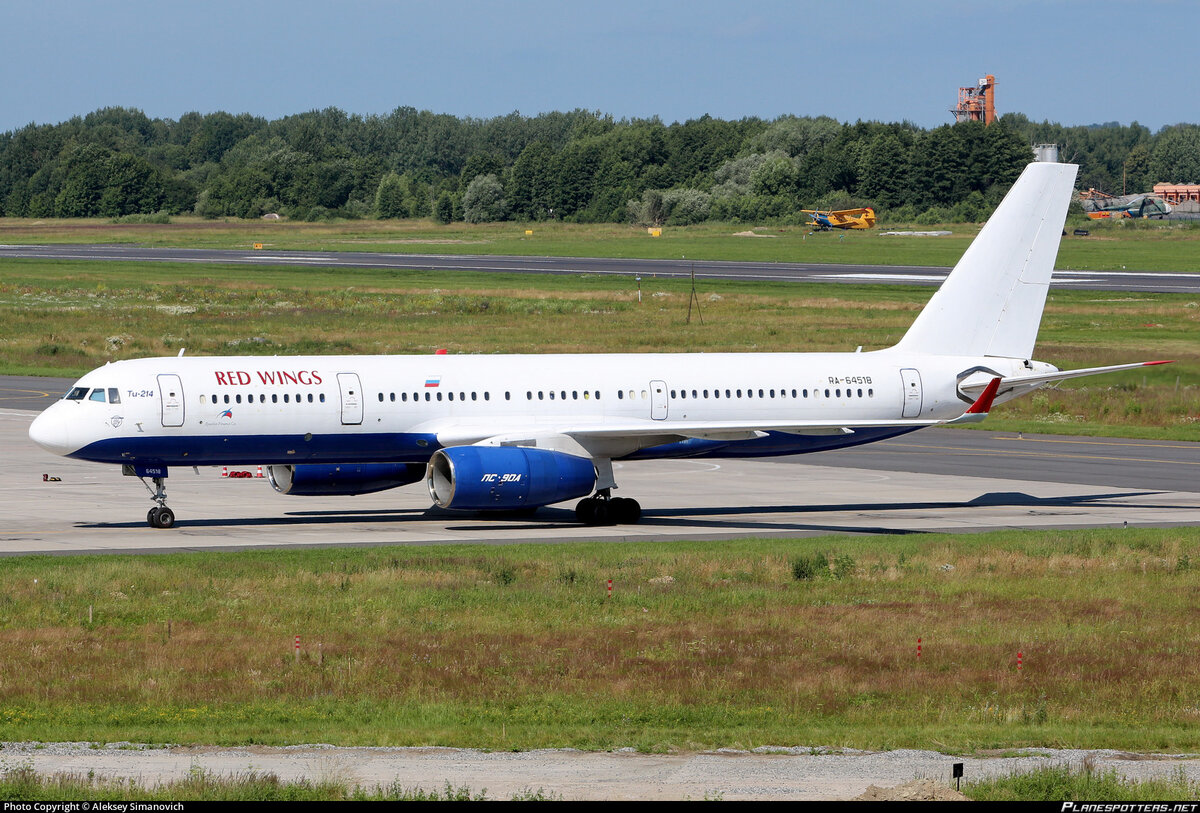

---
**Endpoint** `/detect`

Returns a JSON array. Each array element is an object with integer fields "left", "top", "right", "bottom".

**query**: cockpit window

[
  {"left": 89, "top": 389, "right": 107, "bottom": 403},
  {"left": 108, "top": 388, "right": 121, "bottom": 404},
  {"left": 65, "top": 387, "right": 89, "bottom": 401}
]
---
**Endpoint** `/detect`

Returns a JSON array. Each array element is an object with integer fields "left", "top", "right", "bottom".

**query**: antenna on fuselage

[{"left": 178, "top": 348, "right": 186, "bottom": 357}]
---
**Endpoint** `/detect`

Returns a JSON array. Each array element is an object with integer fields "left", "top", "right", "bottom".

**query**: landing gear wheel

[
  {"left": 575, "top": 498, "right": 596, "bottom": 525},
  {"left": 611, "top": 497, "right": 642, "bottom": 524},
  {"left": 155, "top": 507, "right": 176, "bottom": 529},
  {"left": 147, "top": 506, "right": 175, "bottom": 529}
]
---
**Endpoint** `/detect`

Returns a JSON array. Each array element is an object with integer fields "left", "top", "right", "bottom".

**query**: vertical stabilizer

[{"left": 894, "top": 161, "right": 1078, "bottom": 359}]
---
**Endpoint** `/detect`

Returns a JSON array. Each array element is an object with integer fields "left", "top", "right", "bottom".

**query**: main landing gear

[
  {"left": 142, "top": 476, "right": 175, "bottom": 529},
  {"left": 575, "top": 489, "right": 641, "bottom": 526}
]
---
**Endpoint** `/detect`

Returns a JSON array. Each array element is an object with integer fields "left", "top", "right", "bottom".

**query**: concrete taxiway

[
  {"left": 3, "top": 407, "right": 1197, "bottom": 556},
  {"left": 3, "top": 243, "right": 1199, "bottom": 293}
]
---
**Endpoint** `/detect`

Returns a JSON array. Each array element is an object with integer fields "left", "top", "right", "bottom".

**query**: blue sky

[{"left": 2, "top": 0, "right": 1194, "bottom": 134}]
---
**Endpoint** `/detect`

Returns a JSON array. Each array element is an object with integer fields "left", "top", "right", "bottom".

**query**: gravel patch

[{"left": 3, "top": 743, "right": 1199, "bottom": 800}]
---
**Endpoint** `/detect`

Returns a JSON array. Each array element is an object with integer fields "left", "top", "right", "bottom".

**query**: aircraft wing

[{"left": 431, "top": 379, "right": 1002, "bottom": 448}]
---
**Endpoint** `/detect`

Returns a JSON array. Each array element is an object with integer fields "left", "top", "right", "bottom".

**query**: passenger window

[
  {"left": 378, "top": 393, "right": 384, "bottom": 402},
  {"left": 320, "top": 393, "right": 326, "bottom": 403},
  {"left": 390, "top": 393, "right": 395, "bottom": 402},
  {"left": 272, "top": 394, "right": 278, "bottom": 403},
  {"left": 424, "top": 392, "right": 430, "bottom": 401},
  {"left": 284, "top": 394, "right": 290, "bottom": 403},
  {"left": 224, "top": 394, "right": 231, "bottom": 404},
  {"left": 308, "top": 394, "right": 313, "bottom": 403},
  {"left": 448, "top": 392, "right": 454, "bottom": 401},
  {"left": 549, "top": 391, "right": 555, "bottom": 400},
  {"left": 868, "top": 388, "right": 874, "bottom": 397}
]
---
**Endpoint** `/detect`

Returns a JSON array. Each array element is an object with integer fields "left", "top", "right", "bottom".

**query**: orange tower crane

[{"left": 952, "top": 74, "right": 996, "bottom": 125}]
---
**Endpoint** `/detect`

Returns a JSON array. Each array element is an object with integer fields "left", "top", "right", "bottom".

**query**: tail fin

[{"left": 894, "top": 161, "right": 1078, "bottom": 360}]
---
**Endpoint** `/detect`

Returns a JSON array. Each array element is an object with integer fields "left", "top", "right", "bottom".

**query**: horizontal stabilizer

[{"left": 960, "top": 360, "right": 1173, "bottom": 395}]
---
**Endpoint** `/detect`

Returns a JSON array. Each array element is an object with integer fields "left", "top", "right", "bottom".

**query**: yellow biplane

[{"left": 801, "top": 207, "right": 876, "bottom": 231}]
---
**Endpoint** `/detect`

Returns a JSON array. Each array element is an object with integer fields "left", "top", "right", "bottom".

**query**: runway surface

[
  {"left": 4, "top": 374, "right": 1198, "bottom": 555},
  {"left": 3, "top": 242, "right": 1199, "bottom": 293}
]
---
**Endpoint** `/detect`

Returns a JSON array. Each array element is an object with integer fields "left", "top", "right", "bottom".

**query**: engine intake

[
  {"left": 268, "top": 463, "right": 424, "bottom": 496},
  {"left": 426, "top": 446, "right": 596, "bottom": 510}
]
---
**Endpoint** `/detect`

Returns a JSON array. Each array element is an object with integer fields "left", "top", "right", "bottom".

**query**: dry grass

[{"left": 1, "top": 530, "right": 1199, "bottom": 750}]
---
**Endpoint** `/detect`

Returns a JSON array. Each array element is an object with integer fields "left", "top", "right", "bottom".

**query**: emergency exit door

[{"left": 650, "top": 380, "right": 668, "bottom": 420}]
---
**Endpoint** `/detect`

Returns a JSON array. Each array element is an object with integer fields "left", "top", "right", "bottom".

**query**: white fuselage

[{"left": 29, "top": 349, "right": 1036, "bottom": 468}]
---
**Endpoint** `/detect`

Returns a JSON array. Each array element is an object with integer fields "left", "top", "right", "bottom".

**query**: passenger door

[
  {"left": 157, "top": 374, "right": 185, "bottom": 427},
  {"left": 338, "top": 372, "right": 363, "bottom": 425},
  {"left": 900, "top": 368, "right": 923, "bottom": 418}
]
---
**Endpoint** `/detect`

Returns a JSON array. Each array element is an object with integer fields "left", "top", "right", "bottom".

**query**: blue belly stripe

[{"left": 69, "top": 432, "right": 441, "bottom": 466}]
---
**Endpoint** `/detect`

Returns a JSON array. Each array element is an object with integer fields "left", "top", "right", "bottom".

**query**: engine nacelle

[
  {"left": 268, "top": 463, "right": 424, "bottom": 496},
  {"left": 426, "top": 446, "right": 596, "bottom": 510}
]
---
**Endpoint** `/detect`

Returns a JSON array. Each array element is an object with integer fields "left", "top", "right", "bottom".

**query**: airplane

[
  {"left": 28, "top": 162, "right": 1169, "bottom": 529},
  {"left": 801, "top": 207, "right": 876, "bottom": 231}
]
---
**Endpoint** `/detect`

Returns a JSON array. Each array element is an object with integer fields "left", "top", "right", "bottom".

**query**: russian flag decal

[{"left": 424, "top": 376, "right": 441, "bottom": 388}]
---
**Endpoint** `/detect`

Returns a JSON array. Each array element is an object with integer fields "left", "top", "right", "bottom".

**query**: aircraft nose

[{"left": 29, "top": 408, "right": 72, "bottom": 456}]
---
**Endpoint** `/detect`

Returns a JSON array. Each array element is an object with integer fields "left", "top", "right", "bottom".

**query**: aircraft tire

[
  {"left": 612, "top": 498, "right": 642, "bottom": 524},
  {"left": 149, "top": 507, "right": 175, "bottom": 529}
]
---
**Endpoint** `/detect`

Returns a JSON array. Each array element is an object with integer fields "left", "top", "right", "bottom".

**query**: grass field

[
  {"left": 2, "top": 214, "right": 1200, "bottom": 271},
  {"left": 2, "top": 256, "right": 1196, "bottom": 439},
  {"left": 1, "top": 528, "right": 1198, "bottom": 753}
]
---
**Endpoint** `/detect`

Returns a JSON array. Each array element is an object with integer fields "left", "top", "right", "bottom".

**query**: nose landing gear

[{"left": 141, "top": 475, "right": 175, "bottom": 528}]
